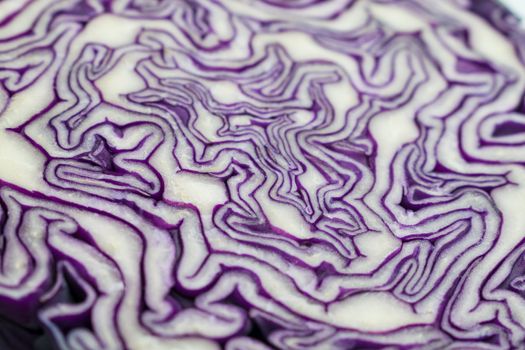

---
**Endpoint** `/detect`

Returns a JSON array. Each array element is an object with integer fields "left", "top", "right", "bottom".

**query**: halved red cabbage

[{"left": 0, "top": 0, "right": 525, "bottom": 349}]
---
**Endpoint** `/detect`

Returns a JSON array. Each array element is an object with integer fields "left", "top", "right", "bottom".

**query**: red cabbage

[{"left": 0, "top": 0, "right": 525, "bottom": 349}]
